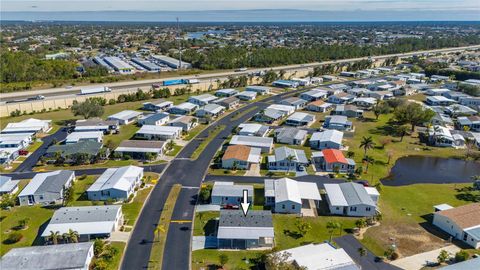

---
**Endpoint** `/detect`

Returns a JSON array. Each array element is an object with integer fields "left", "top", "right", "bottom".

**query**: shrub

[
  {"left": 4, "top": 232, "right": 23, "bottom": 244},
  {"left": 454, "top": 250, "right": 469, "bottom": 262},
  {"left": 390, "top": 252, "right": 399, "bottom": 260}
]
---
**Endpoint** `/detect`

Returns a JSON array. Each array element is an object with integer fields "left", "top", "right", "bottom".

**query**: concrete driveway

[
  {"left": 244, "top": 163, "right": 260, "bottom": 176},
  {"left": 390, "top": 245, "right": 460, "bottom": 270}
]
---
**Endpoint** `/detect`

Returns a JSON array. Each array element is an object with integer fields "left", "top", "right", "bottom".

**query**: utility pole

[{"left": 176, "top": 17, "right": 182, "bottom": 70}]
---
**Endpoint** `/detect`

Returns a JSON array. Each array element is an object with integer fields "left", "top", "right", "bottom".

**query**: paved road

[
  {"left": 121, "top": 87, "right": 314, "bottom": 270},
  {"left": 14, "top": 128, "right": 68, "bottom": 172},
  {"left": 334, "top": 235, "right": 402, "bottom": 270},
  {"left": 2, "top": 44, "right": 478, "bottom": 102}
]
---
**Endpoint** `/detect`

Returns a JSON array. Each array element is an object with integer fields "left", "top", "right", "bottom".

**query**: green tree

[
  {"left": 359, "top": 136, "right": 375, "bottom": 159},
  {"left": 326, "top": 221, "right": 341, "bottom": 242},
  {"left": 454, "top": 250, "right": 469, "bottom": 262},
  {"left": 48, "top": 231, "right": 62, "bottom": 245},
  {"left": 355, "top": 218, "right": 367, "bottom": 229},
  {"left": 437, "top": 249, "right": 449, "bottom": 264},
  {"left": 295, "top": 219, "right": 312, "bottom": 237},
  {"left": 363, "top": 156, "right": 375, "bottom": 173},
  {"left": 71, "top": 99, "right": 104, "bottom": 119},
  {"left": 393, "top": 102, "right": 435, "bottom": 132},
  {"left": 372, "top": 101, "right": 390, "bottom": 120}
]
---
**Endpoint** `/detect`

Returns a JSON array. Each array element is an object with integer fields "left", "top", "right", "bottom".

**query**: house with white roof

[
  {"left": 274, "top": 128, "right": 308, "bottom": 145},
  {"left": 75, "top": 118, "right": 119, "bottom": 134},
  {"left": 432, "top": 203, "right": 480, "bottom": 249},
  {"left": 300, "top": 89, "right": 328, "bottom": 101},
  {"left": 328, "top": 93, "right": 355, "bottom": 104},
  {"left": 217, "top": 210, "right": 274, "bottom": 249},
  {"left": 138, "top": 112, "right": 170, "bottom": 126},
  {"left": 87, "top": 165, "right": 144, "bottom": 201},
  {"left": 115, "top": 140, "right": 166, "bottom": 160},
  {"left": 142, "top": 100, "right": 174, "bottom": 111},
  {"left": 0, "top": 175, "right": 19, "bottom": 195},
  {"left": 166, "top": 115, "right": 198, "bottom": 131},
  {"left": 274, "top": 243, "right": 360, "bottom": 270},
  {"left": 323, "top": 115, "right": 353, "bottom": 131},
  {"left": 331, "top": 104, "right": 364, "bottom": 118},
  {"left": 268, "top": 146, "right": 309, "bottom": 172},
  {"left": 264, "top": 178, "right": 321, "bottom": 214},
  {"left": 18, "top": 170, "right": 75, "bottom": 206},
  {"left": 457, "top": 116, "right": 480, "bottom": 132},
  {"left": 428, "top": 125, "right": 454, "bottom": 147},
  {"left": 211, "top": 182, "right": 253, "bottom": 206},
  {"left": 230, "top": 135, "right": 273, "bottom": 153},
  {"left": 254, "top": 108, "right": 286, "bottom": 124},
  {"left": 65, "top": 131, "right": 103, "bottom": 144},
  {"left": 246, "top": 85, "right": 271, "bottom": 95},
  {"left": 285, "top": 112, "right": 316, "bottom": 127},
  {"left": 107, "top": 110, "right": 142, "bottom": 125},
  {"left": 1, "top": 118, "right": 51, "bottom": 134},
  {"left": 215, "top": 88, "right": 239, "bottom": 97},
  {"left": 267, "top": 104, "right": 296, "bottom": 116},
  {"left": 196, "top": 104, "right": 226, "bottom": 118},
  {"left": 168, "top": 102, "right": 198, "bottom": 115},
  {"left": 236, "top": 91, "right": 257, "bottom": 101},
  {"left": 188, "top": 94, "right": 218, "bottom": 106},
  {"left": 238, "top": 123, "right": 270, "bottom": 137},
  {"left": 310, "top": 130, "right": 344, "bottom": 150},
  {"left": 0, "top": 242, "right": 95, "bottom": 270},
  {"left": 324, "top": 182, "right": 379, "bottom": 217},
  {"left": 0, "top": 133, "right": 32, "bottom": 149},
  {"left": 41, "top": 205, "right": 123, "bottom": 241},
  {"left": 221, "top": 145, "right": 261, "bottom": 170},
  {"left": 426, "top": 96, "right": 456, "bottom": 106},
  {"left": 135, "top": 125, "right": 183, "bottom": 140},
  {"left": 280, "top": 97, "right": 307, "bottom": 109},
  {"left": 306, "top": 100, "right": 334, "bottom": 113}
]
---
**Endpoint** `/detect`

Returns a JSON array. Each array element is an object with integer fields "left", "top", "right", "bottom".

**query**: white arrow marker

[{"left": 240, "top": 189, "right": 250, "bottom": 217}]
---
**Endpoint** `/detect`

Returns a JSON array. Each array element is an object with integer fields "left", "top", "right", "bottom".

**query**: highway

[{"left": 1, "top": 44, "right": 479, "bottom": 102}]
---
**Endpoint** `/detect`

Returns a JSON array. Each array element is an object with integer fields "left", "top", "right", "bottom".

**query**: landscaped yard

[
  {"left": 122, "top": 172, "right": 159, "bottom": 226},
  {"left": 66, "top": 175, "right": 98, "bottom": 206},
  {"left": 0, "top": 205, "right": 55, "bottom": 255},
  {"left": 107, "top": 241, "right": 126, "bottom": 270},
  {"left": 192, "top": 249, "right": 265, "bottom": 270},
  {"left": 344, "top": 111, "right": 468, "bottom": 184},
  {"left": 0, "top": 141, "right": 44, "bottom": 173},
  {"left": 104, "top": 124, "right": 140, "bottom": 148},
  {"left": 33, "top": 159, "right": 142, "bottom": 172},
  {"left": 193, "top": 211, "right": 219, "bottom": 236},
  {"left": 184, "top": 124, "right": 207, "bottom": 141},
  {"left": 360, "top": 183, "right": 472, "bottom": 258}
]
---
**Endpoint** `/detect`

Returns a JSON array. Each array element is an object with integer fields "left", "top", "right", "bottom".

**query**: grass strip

[
  {"left": 230, "top": 106, "right": 258, "bottom": 121},
  {"left": 191, "top": 125, "right": 226, "bottom": 160}
]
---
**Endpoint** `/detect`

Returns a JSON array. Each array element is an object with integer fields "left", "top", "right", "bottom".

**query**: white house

[
  {"left": 65, "top": 131, "right": 103, "bottom": 144},
  {"left": 274, "top": 243, "right": 360, "bottom": 270},
  {"left": 196, "top": 104, "right": 225, "bottom": 118},
  {"left": 188, "top": 94, "right": 218, "bottom": 106},
  {"left": 0, "top": 176, "right": 19, "bottom": 195},
  {"left": 285, "top": 112, "right": 315, "bottom": 127},
  {"left": 41, "top": 205, "right": 123, "bottom": 241},
  {"left": 300, "top": 89, "right": 328, "bottom": 101},
  {"left": 75, "top": 118, "right": 119, "bottom": 134},
  {"left": 310, "top": 130, "right": 344, "bottom": 150},
  {"left": 115, "top": 140, "right": 166, "bottom": 160},
  {"left": 221, "top": 145, "right": 261, "bottom": 170},
  {"left": 18, "top": 170, "right": 75, "bottom": 206},
  {"left": 167, "top": 116, "right": 198, "bottom": 131},
  {"left": 236, "top": 91, "right": 257, "bottom": 101},
  {"left": 426, "top": 96, "right": 456, "bottom": 106},
  {"left": 238, "top": 123, "right": 270, "bottom": 137},
  {"left": 264, "top": 178, "right": 321, "bottom": 214},
  {"left": 215, "top": 88, "right": 239, "bottom": 97},
  {"left": 432, "top": 203, "right": 480, "bottom": 249},
  {"left": 0, "top": 242, "right": 95, "bottom": 270},
  {"left": 323, "top": 115, "right": 353, "bottom": 131},
  {"left": 107, "top": 110, "right": 142, "bottom": 125},
  {"left": 268, "top": 146, "right": 309, "bottom": 171},
  {"left": 274, "top": 128, "right": 308, "bottom": 145},
  {"left": 306, "top": 100, "right": 334, "bottom": 113},
  {"left": 324, "top": 182, "right": 378, "bottom": 217},
  {"left": 135, "top": 125, "right": 183, "bottom": 140},
  {"left": 168, "top": 102, "right": 198, "bottom": 115},
  {"left": 142, "top": 100, "right": 174, "bottom": 111},
  {"left": 87, "top": 165, "right": 144, "bottom": 201},
  {"left": 246, "top": 85, "right": 271, "bottom": 95},
  {"left": 211, "top": 182, "right": 253, "bottom": 206},
  {"left": 0, "top": 133, "right": 32, "bottom": 149},
  {"left": 1, "top": 118, "right": 51, "bottom": 134},
  {"left": 230, "top": 135, "right": 273, "bottom": 153},
  {"left": 138, "top": 112, "right": 170, "bottom": 126}
]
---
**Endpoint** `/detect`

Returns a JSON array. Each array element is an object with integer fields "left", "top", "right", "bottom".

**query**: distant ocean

[{"left": 1, "top": 10, "right": 480, "bottom": 22}]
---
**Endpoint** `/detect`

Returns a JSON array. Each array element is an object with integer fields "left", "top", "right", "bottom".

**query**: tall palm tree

[
  {"left": 359, "top": 136, "right": 375, "bottom": 159},
  {"left": 48, "top": 231, "right": 62, "bottom": 245},
  {"left": 364, "top": 156, "right": 375, "bottom": 173},
  {"left": 285, "top": 155, "right": 295, "bottom": 174},
  {"left": 67, "top": 229, "right": 79, "bottom": 243}
]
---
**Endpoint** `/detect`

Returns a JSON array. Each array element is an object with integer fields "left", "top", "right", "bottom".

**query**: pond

[{"left": 384, "top": 156, "right": 480, "bottom": 186}]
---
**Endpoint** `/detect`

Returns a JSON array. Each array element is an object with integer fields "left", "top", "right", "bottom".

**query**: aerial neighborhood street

[{"left": 1, "top": 15, "right": 480, "bottom": 270}]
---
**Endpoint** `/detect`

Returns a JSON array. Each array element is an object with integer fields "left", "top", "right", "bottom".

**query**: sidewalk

[{"left": 390, "top": 245, "right": 460, "bottom": 270}]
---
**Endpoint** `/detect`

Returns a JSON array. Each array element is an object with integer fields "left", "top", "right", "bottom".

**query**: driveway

[
  {"left": 334, "top": 235, "right": 402, "bottom": 270},
  {"left": 244, "top": 163, "right": 260, "bottom": 176},
  {"left": 390, "top": 245, "right": 460, "bottom": 270}
]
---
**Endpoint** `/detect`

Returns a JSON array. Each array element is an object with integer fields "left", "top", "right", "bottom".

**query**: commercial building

[
  {"left": 18, "top": 170, "right": 75, "bottom": 206},
  {"left": 103, "top": 56, "right": 135, "bottom": 73},
  {"left": 151, "top": 55, "right": 192, "bottom": 69}
]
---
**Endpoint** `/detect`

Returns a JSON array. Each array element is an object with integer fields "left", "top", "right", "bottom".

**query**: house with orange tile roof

[
  {"left": 311, "top": 149, "right": 355, "bottom": 173},
  {"left": 432, "top": 203, "right": 480, "bottom": 248},
  {"left": 221, "top": 145, "right": 261, "bottom": 170}
]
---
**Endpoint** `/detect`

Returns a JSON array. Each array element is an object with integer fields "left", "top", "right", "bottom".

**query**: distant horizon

[{"left": 2, "top": 9, "right": 480, "bottom": 22}]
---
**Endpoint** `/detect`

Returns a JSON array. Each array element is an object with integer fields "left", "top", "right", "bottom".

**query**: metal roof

[
  {"left": 87, "top": 165, "right": 143, "bottom": 192},
  {"left": 65, "top": 131, "right": 103, "bottom": 143},
  {"left": 438, "top": 257, "right": 480, "bottom": 270},
  {"left": 108, "top": 110, "right": 142, "bottom": 121},
  {"left": 19, "top": 170, "right": 74, "bottom": 197},
  {"left": 310, "top": 130, "right": 343, "bottom": 144},
  {"left": 273, "top": 146, "right": 308, "bottom": 164},
  {"left": 275, "top": 127, "right": 308, "bottom": 141},
  {"left": 0, "top": 242, "right": 94, "bottom": 270},
  {"left": 46, "top": 141, "right": 103, "bottom": 156},
  {"left": 217, "top": 210, "right": 274, "bottom": 240},
  {"left": 136, "top": 125, "right": 183, "bottom": 136},
  {"left": 230, "top": 135, "right": 273, "bottom": 148},
  {"left": 212, "top": 182, "right": 253, "bottom": 198},
  {"left": 41, "top": 205, "right": 121, "bottom": 237},
  {"left": 325, "top": 182, "right": 376, "bottom": 207}
]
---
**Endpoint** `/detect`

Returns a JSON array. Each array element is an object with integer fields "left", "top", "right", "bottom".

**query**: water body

[
  {"left": 384, "top": 156, "right": 480, "bottom": 186},
  {"left": 187, "top": 30, "right": 228, "bottom": 39}
]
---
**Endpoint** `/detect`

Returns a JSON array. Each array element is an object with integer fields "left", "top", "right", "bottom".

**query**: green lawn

[
  {"left": 34, "top": 159, "right": 141, "bottom": 172},
  {"left": 192, "top": 250, "right": 265, "bottom": 270},
  {"left": 122, "top": 172, "right": 159, "bottom": 226},
  {"left": 361, "top": 183, "right": 472, "bottom": 257},
  {"left": 273, "top": 214, "right": 357, "bottom": 250},
  {"left": 107, "top": 241, "right": 126, "bottom": 270},
  {"left": 104, "top": 124, "right": 140, "bottom": 148},
  {"left": 230, "top": 106, "right": 258, "bottom": 121},
  {"left": 191, "top": 125, "right": 226, "bottom": 160},
  {"left": 184, "top": 124, "right": 207, "bottom": 141},
  {"left": 165, "top": 144, "right": 183, "bottom": 157},
  {"left": 344, "top": 111, "right": 469, "bottom": 185},
  {"left": 208, "top": 168, "right": 246, "bottom": 176},
  {"left": 193, "top": 211, "right": 219, "bottom": 236},
  {"left": 66, "top": 175, "right": 98, "bottom": 206},
  {"left": 0, "top": 205, "right": 55, "bottom": 255}
]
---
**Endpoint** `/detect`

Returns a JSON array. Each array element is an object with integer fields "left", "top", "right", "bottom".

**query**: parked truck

[{"left": 80, "top": 86, "right": 111, "bottom": 95}]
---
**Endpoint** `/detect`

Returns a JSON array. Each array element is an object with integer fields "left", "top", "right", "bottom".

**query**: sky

[{"left": 1, "top": 0, "right": 480, "bottom": 21}]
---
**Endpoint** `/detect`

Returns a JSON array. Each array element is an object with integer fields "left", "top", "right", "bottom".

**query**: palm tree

[
  {"left": 67, "top": 229, "right": 79, "bottom": 243},
  {"left": 364, "top": 156, "right": 375, "bottom": 173},
  {"left": 326, "top": 221, "right": 341, "bottom": 242},
  {"left": 359, "top": 136, "right": 375, "bottom": 159},
  {"left": 48, "top": 231, "right": 62, "bottom": 245},
  {"left": 285, "top": 155, "right": 295, "bottom": 174}
]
